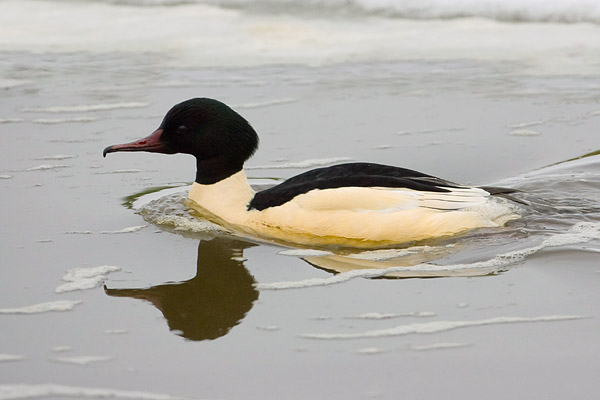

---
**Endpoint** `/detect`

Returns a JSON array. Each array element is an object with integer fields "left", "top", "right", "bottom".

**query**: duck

[{"left": 103, "top": 98, "right": 520, "bottom": 248}]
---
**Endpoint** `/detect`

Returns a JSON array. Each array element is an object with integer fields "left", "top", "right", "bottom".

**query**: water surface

[{"left": 1, "top": 1, "right": 600, "bottom": 399}]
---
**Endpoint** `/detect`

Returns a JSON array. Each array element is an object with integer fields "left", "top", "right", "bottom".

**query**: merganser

[{"left": 103, "top": 98, "right": 520, "bottom": 248}]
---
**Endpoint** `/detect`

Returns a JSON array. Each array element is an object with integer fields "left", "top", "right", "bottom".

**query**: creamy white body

[{"left": 188, "top": 170, "right": 519, "bottom": 247}]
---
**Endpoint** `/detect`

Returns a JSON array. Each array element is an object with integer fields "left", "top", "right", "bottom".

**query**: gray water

[{"left": 1, "top": 50, "right": 600, "bottom": 399}]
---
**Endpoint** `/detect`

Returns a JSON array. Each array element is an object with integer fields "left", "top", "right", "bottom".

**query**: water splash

[{"left": 124, "top": 154, "right": 600, "bottom": 281}]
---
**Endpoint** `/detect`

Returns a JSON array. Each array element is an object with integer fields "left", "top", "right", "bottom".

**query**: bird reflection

[{"left": 105, "top": 236, "right": 258, "bottom": 341}]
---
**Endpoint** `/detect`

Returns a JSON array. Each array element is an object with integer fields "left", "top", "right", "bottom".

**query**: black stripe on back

[{"left": 248, "top": 162, "right": 461, "bottom": 211}]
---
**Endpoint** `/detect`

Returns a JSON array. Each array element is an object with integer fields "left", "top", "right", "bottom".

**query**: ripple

[
  {"left": 233, "top": 97, "right": 297, "bottom": 109},
  {"left": 23, "top": 164, "right": 71, "bottom": 171},
  {"left": 408, "top": 342, "right": 470, "bottom": 351},
  {"left": 302, "top": 315, "right": 587, "bottom": 340},
  {"left": 509, "top": 129, "right": 541, "bottom": 136},
  {"left": 50, "top": 356, "right": 113, "bottom": 366},
  {"left": 0, "top": 118, "right": 24, "bottom": 124},
  {"left": 32, "top": 116, "right": 97, "bottom": 124},
  {"left": 346, "top": 312, "right": 435, "bottom": 320},
  {"left": 22, "top": 102, "right": 149, "bottom": 113},
  {"left": 0, "top": 354, "right": 24, "bottom": 363},
  {"left": 0, "top": 384, "right": 192, "bottom": 400},
  {"left": 35, "top": 155, "right": 77, "bottom": 160},
  {"left": 0, "top": 300, "right": 82, "bottom": 314},
  {"left": 93, "top": 169, "right": 155, "bottom": 175},
  {"left": 257, "top": 221, "right": 600, "bottom": 288},
  {"left": 247, "top": 157, "right": 352, "bottom": 170}
]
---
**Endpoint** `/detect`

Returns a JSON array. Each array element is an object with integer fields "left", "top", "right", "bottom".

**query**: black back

[{"left": 248, "top": 162, "right": 461, "bottom": 211}]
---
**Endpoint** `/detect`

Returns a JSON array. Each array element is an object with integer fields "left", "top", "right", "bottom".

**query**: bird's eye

[{"left": 177, "top": 125, "right": 188, "bottom": 134}]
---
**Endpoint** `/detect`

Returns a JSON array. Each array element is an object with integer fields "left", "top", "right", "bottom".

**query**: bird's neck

[
  {"left": 195, "top": 158, "right": 244, "bottom": 185},
  {"left": 188, "top": 170, "right": 255, "bottom": 225}
]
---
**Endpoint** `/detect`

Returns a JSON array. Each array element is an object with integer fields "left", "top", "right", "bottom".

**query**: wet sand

[{"left": 1, "top": 53, "right": 600, "bottom": 399}]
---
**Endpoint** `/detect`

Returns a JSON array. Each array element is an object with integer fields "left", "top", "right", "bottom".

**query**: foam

[
  {"left": 256, "top": 325, "right": 281, "bottom": 332},
  {"left": 346, "top": 0, "right": 600, "bottom": 23},
  {"left": 302, "top": 315, "right": 587, "bottom": 340},
  {"left": 409, "top": 342, "right": 470, "bottom": 351},
  {"left": 0, "top": 354, "right": 24, "bottom": 362},
  {"left": 508, "top": 120, "right": 545, "bottom": 129},
  {"left": 35, "top": 155, "right": 77, "bottom": 160},
  {"left": 55, "top": 266, "right": 120, "bottom": 294},
  {"left": 234, "top": 97, "right": 298, "bottom": 109},
  {"left": 149, "top": 214, "right": 224, "bottom": 233},
  {"left": 247, "top": 157, "right": 352, "bottom": 170},
  {"left": 22, "top": 102, "right": 149, "bottom": 113},
  {"left": 51, "top": 346, "right": 72, "bottom": 353},
  {"left": 49, "top": 138, "right": 102, "bottom": 143},
  {"left": 256, "top": 221, "right": 600, "bottom": 289},
  {"left": 93, "top": 169, "right": 153, "bottom": 174},
  {"left": 0, "top": 118, "right": 24, "bottom": 124},
  {"left": 101, "top": 225, "right": 147, "bottom": 234},
  {"left": 278, "top": 249, "right": 334, "bottom": 257},
  {"left": 509, "top": 129, "right": 541, "bottom": 136},
  {"left": 355, "top": 347, "right": 385, "bottom": 355},
  {"left": 23, "top": 164, "right": 70, "bottom": 171},
  {"left": 104, "top": 329, "right": 129, "bottom": 335},
  {"left": 0, "top": 384, "right": 192, "bottom": 400},
  {"left": 2, "top": 1, "right": 600, "bottom": 74},
  {"left": 32, "top": 116, "right": 97, "bottom": 124},
  {"left": 346, "top": 246, "right": 447, "bottom": 261},
  {"left": 0, "top": 175, "right": 13, "bottom": 179},
  {"left": 0, "top": 300, "right": 82, "bottom": 314},
  {"left": 129, "top": 186, "right": 190, "bottom": 210},
  {"left": 347, "top": 312, "right": 435, "bottom": 320},
  {"left": 51, "top": 356, "right": 112, "bottom": 366},
  {"left": 11, "top": 0, "right": 600, "bottom": 24},
  {"left": 136, "top": 190, "right": 226, "bottom": 234}
]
